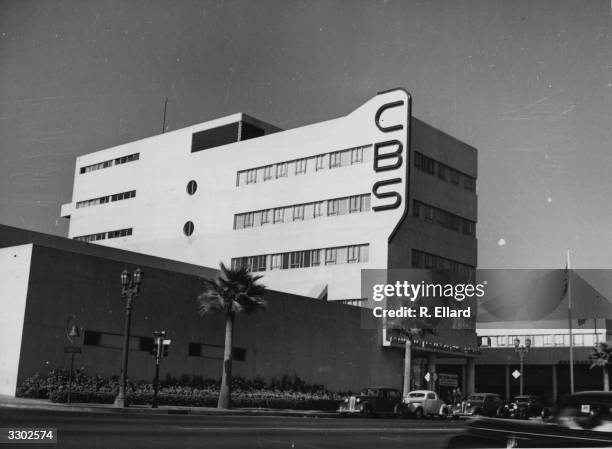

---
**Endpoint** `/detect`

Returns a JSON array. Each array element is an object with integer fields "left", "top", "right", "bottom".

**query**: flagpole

[{"left": 567, "top": 249, "right": 574, "bottom": 394}]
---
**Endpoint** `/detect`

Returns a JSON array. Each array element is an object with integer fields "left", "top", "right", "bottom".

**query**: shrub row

[
  {"left": 48, "top": 390, "right": 340, "bottom": 410},
  {"left": 18, "top": 369, "right": 342, "bottom": 410}
]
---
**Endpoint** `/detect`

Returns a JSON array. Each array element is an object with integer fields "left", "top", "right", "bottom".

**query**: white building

[{"left": 60, "top": 88, "right": 478, "bottom": 303}]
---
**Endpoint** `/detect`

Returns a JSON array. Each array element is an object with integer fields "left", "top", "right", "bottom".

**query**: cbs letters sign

[{"left": 371, "top": 90, "right": 410, "bottom": 215}]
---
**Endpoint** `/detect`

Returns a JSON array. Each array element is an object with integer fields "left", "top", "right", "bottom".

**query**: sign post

[
  {"left": 64, "top": 315, "right": 81, "bottom": 404},
  {"left": 151, "top": 331, "right": 170, "bottom": 408}
]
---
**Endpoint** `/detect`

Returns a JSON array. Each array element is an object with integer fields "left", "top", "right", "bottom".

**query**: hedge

[{"left": 17, "top": 369, "right": 343, "bottom": 410}]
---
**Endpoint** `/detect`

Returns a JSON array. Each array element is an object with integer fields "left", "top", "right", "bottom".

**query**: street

[{"left": 0, "top": 409, "right": 465, "bottom": 449}]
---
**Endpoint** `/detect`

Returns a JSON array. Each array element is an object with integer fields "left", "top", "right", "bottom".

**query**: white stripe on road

[{"left": 175, "top": 426, "right": 459, "bottom": 432}]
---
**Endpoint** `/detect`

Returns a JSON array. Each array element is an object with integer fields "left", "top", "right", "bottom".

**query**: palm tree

[
  {"left": 589, "top": 341, "right": 612, "bottom": 391},
  {"left": 197, "top": 262, "right": 267, "bottom": 409}
]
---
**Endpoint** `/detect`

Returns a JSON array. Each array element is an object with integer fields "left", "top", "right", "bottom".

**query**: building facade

[{"left": 60, "top": 88, "right": 478, "bottom": 304}]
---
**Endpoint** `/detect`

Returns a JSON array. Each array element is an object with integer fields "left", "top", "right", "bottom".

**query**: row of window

[
  {"left": 79, "top": 153, "right": 140, "bottom": 174},
  {"left": 411, "top": 249, "right": 475, "bottom": 278},
  {"left": 76, "top": 190, "right": 136, "bottom": 209},
  {"left": 231, "top": 244, "right": 369, "bottom": 272},
  {"left": 236, "top": 145, "right": 370, "bottom": 186},
  {"left": 480, "top": 333, "right": 605, "bottom": 348},
  {"left": 414, "top": 152, "right": 476, "bottom": 192},
  {"left": 234, "top": 194, "right": 371, "bottom": 229},
  {"left": 74, "top": 227, "right": 133, "bottom": 242},
  {"left": 83, "top": 331, "right": 247, "bottom": 361},
  {"left": 412, "top": 200, "right": 475, "bottom": 237}
]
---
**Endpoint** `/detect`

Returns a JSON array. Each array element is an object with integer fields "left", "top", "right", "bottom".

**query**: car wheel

[
  {"left": 415, "top": 407, "right": 424, "bottom": 419},
  {"left": 362, "top": 405, "right": 374, "bottom": 417},
  {"left": 394, "top": 405, "right": 407, "bottom": 419},
  {"left": 440, "top": 407, "right": 449, "bottom": 419}
]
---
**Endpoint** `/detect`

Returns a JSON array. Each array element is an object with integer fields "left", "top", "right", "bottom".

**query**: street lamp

[
  {"left": 514, "top": 337, "right": 531, "bottom": 396},
  {"left": 114, "top": 268, "right": 143, "bottom": 408}
]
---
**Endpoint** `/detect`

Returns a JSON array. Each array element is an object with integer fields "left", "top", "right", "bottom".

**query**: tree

[
  {"left": 197, "top": 262, "right": 267, "bottom": 408},
  {"left": 589, "top": 341, "right": 612, "bottom": 391}
]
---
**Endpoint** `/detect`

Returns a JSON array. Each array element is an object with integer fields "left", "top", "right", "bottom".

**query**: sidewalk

[{"left": 0, "top": 395, "right": 337, "bottom": 417}]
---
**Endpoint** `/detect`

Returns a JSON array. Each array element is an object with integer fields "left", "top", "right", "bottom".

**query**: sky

[{"left": 0, "top": 0, "right": 610, "bottom": 269}]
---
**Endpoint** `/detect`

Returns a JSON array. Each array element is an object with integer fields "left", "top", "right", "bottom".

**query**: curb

[{"left": 0, "top": 401, "right": 338, "bottom": 418}]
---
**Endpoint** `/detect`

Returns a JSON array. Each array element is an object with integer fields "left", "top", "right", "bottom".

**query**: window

[
  {"left": 311, "top": 249, "right": 321, "bottom": 266},
  {"left": 233, "top": 347, "right": 247, "bottom": 362},
  {"left": 315, "top": 155, "right": 326, "bottom": 171},
  {"left": 187, "top": 180, "right": 197, "bottom": 195},
  {"left": 261, "top": 210, "right": 270, "bottom": 225},
  {"left": 276, "top": 162, "right": 288, "bottom": 178},
  {"left": 313, "top": 201, "right": 324, "bottom": 217},
  {"left": 327, "top": 199, "right": 339, "bottom": 216},
  {"left": 183, "top": 221, "right": 194, "bottom": 236},
  {"left": 188, "top": 343, "right": 201, "bottom": 357},
  {"left": 348, "top": 195, "right": 362, "bottom": 213},
  {"left": 273, "top": 208, "right": 284, "bottom": 223},
  {"left": 289, "top": 252, "right": 303, "bottom": 269},
  {"left": 347, "top": 245, "right": 360, "bottom": 263},
  {"left": 263, "top": 165, "right": 273, "bottom": 181},
  {"left": 243, "top": 212, "right": 255, "bottom": 228},
  {"left": 573, "top": 334, "right": 584, "bottom": 346},
  {"left": 295, "top": 158, "right": 307, "bottom": 175},
  {"left": 270, "top": 254, "right": 282, "bottom": 270},
  {"left": 293, "top": 205, "right": 305, "bottom": 221},
  {"left": 437, "top": 164, "right": 447, "bottom": 181},
  {"left": 250, "top": 255, "right": 266, "bottom": 272},
  {"left": 325, "top": 248, "right": 337, "bottom": 265},
  {"left": 554, "top": 334, "right": 565, "bottom": 346},
  {"left": 329, "top": 152, "right": 342, "bottom": 168},
  {"left": 350, "top": 147, "right": 363, "bottom": 164},
  {"left": 246, "top": 169, "right": 257, "bottom": 184}
]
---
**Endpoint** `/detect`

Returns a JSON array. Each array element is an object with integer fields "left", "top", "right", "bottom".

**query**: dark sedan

[
  {"left": 500, "top": 395, "right": 544, "bottom": 419},
  {"left": 338, "top": 387, "right": 403, "bottom": 417}
]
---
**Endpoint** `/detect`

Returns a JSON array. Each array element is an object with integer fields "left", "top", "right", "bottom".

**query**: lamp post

[
  {"left": 514, "top": 337, "right": 531, "bottom": 396},
  {"left": 114, "top": 268, "right": 143, "bottom": 408}
]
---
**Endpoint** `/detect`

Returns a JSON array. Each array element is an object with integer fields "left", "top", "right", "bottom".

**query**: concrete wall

[
  {"left": 0, "top": 244, "right": 32, "bottom": 395},
  {"left": 11, "top": 242, "right": 404, "bottom": 394}
]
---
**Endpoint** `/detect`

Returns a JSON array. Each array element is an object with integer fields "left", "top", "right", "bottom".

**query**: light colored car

[{"left": 402, "top": 390, "right": 449, "bottom": 419}]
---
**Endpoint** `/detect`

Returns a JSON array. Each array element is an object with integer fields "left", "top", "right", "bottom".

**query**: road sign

[
  {"left": 424, "top": 372, "right": 431, "bottom": 383},
  {"left": 438, "top": 373, "right": 458, "bottom": 387},
  {"left": 512, "top": 370, "right": 521, "bottom": 379},
  {"left": 64, "top": 346, "right": 82, "bottom": 354}
]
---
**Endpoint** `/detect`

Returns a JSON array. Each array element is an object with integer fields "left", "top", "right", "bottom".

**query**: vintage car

[
  {"left": 447, "top": 392, "right": 612, "bottom": 448},
  {"left": 452, "top": 393, "right": 504, "bottom": 418},
  {"left": 401, "top": 390, "right": 449, "bottom": 419},
  {"left": 500, "top": 395, "right": 544, "bottom": 419},
  {"left": 338, "top": 387, "right": 403, "bottom": 417}
]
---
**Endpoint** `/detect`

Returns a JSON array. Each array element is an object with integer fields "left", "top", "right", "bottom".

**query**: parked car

[
  {"left": 338, "top": 387, "right": 403, "bottom": 417},
  {"left": 402, "top": 390, "right": 449, "bottom": 419},
  {"left": 500, "top": 395, "right": 543, "bottom": 419},
  {"left": 453, "top": 393, "right": 504, "bottom": 418}
]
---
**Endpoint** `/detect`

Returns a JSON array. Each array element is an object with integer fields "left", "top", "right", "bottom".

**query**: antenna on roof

[{"left": 162, "top": 97, "right": 168, "bottom": 133}]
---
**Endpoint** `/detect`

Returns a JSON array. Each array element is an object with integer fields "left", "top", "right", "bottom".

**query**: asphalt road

[{"left": 0, "top": 409, "right": 466, "bottom": 449}]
